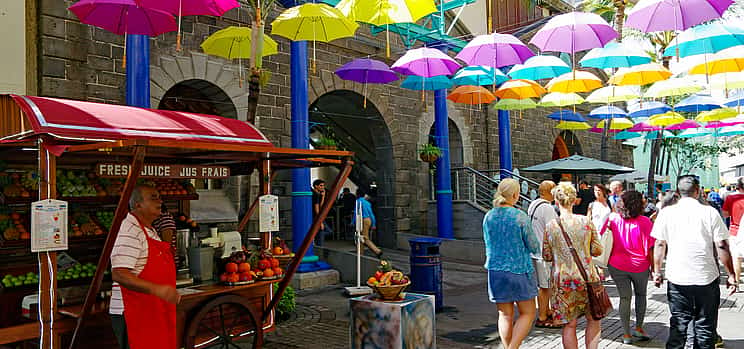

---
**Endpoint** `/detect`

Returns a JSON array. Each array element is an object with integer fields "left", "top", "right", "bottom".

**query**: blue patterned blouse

[{"left": 483, "top": 206, "right": 540, "bottom": 274}]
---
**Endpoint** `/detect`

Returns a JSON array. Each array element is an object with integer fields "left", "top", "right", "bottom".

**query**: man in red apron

[{"left": 110, "top": 185, "right": 180, "bottom": 349}]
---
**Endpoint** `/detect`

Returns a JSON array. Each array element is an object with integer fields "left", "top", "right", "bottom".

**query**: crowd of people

[{"left": 483, "top": 176, "right": 743, "bottom": 349}]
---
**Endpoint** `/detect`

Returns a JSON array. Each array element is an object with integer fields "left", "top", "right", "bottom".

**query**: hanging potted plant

[
  {"left": 419, "top": 143, "right": 442, "bottom": 163},
  {"left": 316, "top": 135, "right": 338, "bottom": 151}
]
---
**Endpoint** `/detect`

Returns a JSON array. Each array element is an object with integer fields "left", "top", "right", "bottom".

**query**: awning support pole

[{"left": 38, "top": 137, "right": 60, "bottom": 349}]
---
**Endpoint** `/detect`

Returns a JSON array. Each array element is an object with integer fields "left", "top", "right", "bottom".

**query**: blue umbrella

[
  {"left": 675, "top": 127, "right": 713, "bottom": 138},
  {"left": 547, "top": 110, "right": 586, "bottom": 122},
  {"left": 627, "top": 101, "right": 671, "bottom": 118},
  {"left": 663, "top": 22, "right": 744, "bottom": 58},
  {"left": 724, "top": 92, "right": 744, "bottom": 107},
  {"left": 589, "top": 105, "right": 628, "bottom": 119},
  {"left": 579, "top": 41, "right": 652, "bottom": 69},
  {"left": 674, "top": 94, "right": 723, "bottom": 113},
  {"left": 452, "top": 66, "right": 508, "bottom": 86},
  {"left": 614, "top": 130, "right": 642, "bottom": 140},
  {"left": 507, "top": 55, "right": 571, "bottom": 81},
  {"left": 400, "top": 75, "right": 452, "bottom": 90}
]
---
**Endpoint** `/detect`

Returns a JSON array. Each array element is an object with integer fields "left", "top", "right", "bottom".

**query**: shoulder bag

[
  {"left": 556, "top": 218, "right": 613, "bottom": 320},
  {"left": 592, "top": 217, "right": 613, "bottom": 269}
]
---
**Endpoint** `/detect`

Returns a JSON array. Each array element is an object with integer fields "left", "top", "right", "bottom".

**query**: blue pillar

[
  {"left": 290, "top": 40, "right": 313, "bottom": 255},
  {"left": 497, "top": 110, "right": 513, "bottom": 178},
  {"left": 433, "top": 89, "right": 453, "bottom": 239},
  {"left": 125, "top": 35, "right": 150, "bottom": 108}
]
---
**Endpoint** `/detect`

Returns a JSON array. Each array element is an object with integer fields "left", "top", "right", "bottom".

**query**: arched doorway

[
  {"left": 159, "top": 79, "right": 237, "bottom": 119},
  {"left": 428, "top": 119, "right": 464, "bottom": 167},
  {"left": 552, "top": 131, "right": 582, "bottom": 182},
  {"left": 309, "top": 90, "right": 396, "bottom": 248}
]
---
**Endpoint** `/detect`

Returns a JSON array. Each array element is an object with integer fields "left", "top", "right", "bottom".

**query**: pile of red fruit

[
  {"left": 256, "top": 249, "right": 284, "bottom": 279},
  {"left": 219, "top": 251, "right": 255, "bottom": 284}
]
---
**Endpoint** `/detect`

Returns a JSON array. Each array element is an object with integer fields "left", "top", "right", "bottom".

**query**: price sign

[
  {"left": 31, "top": 199, "right": 68, "bottom": 252},
  {"left": 258, "top": 195, "right": 279, "bottom": 232}
]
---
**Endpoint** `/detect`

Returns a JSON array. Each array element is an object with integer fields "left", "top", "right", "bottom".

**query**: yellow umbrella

[
  {"left": 609, "top": 63, "right": 672, "bottom": 85},
  {"left": 648, "top": 112, "right": 686, "bottom": 127},
  {"left": 596, "top": 118, "right": 634, "bottom": 130},
  {"left": 271, "top": 3, "right": 359, "bottom": 72},
  {"left": 494, "top": 79, "right": 546, "bottom": 99},
  {"left": 201, "top": 26, "right": 278, "bottom": 59},
  {"left": 546, "top": 71, "right": 602, "bottom": 93},
  {"left": 695, "top": 108, "right": 738, "bottom": 122},
  {"left": 555, "top": 121, "right": 591, "bottom": 130},
  {"left": 538, "top": 92, "right": 585, "bottom": 107},
  {"left": 710, "top": 72, "right": 744, "bottom": 90},
  {"left": 644, "top": 77, "right": 703, "bottom": 98},
  {"left": 585, "top": 86, "right": 641, "bottom": 103},
  {"left": 689, "top": 57, "right": 744, "bottom": 75}
]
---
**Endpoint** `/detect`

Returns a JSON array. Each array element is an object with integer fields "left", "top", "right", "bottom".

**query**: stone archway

[
  {"left": 158, "top": 79, "right": 237, "bottom": 118},
  {"left": 552, "top": 130, "right": 583, "bottom": 182},
  {"left": 418, "top": 104, "right": 474, "bottom": 166},
  {"left": 427, "top": 119, "right": 465, "bottom": 167}
]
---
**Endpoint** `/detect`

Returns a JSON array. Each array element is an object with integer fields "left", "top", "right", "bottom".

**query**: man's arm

[
  {"left": 112, "top": 268, "right": 180, "bottom": 304},
  {"left": 653, "top": 240, "right": 667, "bottom": 287},
  {"left": 717, "top": 239, "right": 738, "bottom": 295}
]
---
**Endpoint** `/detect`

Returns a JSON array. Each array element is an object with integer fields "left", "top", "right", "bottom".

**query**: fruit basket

[
  {"left": 366, "top": 260, "right": 410, "bottom": 301},
  {"left": 367, "top": 280, "right": 410, "bottom": 301}
]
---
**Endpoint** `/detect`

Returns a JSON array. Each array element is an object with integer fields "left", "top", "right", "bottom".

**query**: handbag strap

[
  {"left": 556, "top": 218, "right": 591, "bottom": 283},
  {"left": 529, "top": 200, "right": 548, "bottom": 222}
]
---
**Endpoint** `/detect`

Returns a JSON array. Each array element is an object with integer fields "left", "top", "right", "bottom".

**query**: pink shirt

[{"left": 606, "top": 213, "right": 655, "bottom": 273}]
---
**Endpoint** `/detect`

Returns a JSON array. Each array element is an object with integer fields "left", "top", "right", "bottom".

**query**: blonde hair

[
  {"left": 493, "top": 178, "right": 520, "bottom": 207},
  {"left": 551, "top": 182, "right": 577, "bottom": 208}
]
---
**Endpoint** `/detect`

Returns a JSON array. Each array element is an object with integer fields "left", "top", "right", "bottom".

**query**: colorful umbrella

[
  {"left": 648, "top": 111, "right": 686, "bottom": 127},
  {"left": 614, "top": 130, "right": 643, "bottom": 139},
  {"left": 628, "top": 121, "right": 661, "bottom": 132},
  {"left": 724, "top": 92, "right": 744, "bottom": 107},
  {"left": 596, "top": 118, "right": 634, "bottom": 130},
  {"left": 547, "top": 110, "right": 586, "bottom": 122},
  {"left": 627, "top": 101, "right": 672, "bottom": 118},
  {"left": 69, "top": 0, "right": 177, "bottom": 36},
  {"left": 663, "top": 22, "right": 744, "bottom": 58},
  {"left": 336, "top": 58, "right": 399, "bottom": 107},
  {"left": 507, "top": 55, "right": 571, "bottom": 81},
  {"left": 644, "top": 77, "right": 703, "bottom": 98},
  {"left": 456, "top": 33, "right": 534, "bottom": 68},
  {"left": 626, "top": 0, "right": 733, "bottom": 32},
  {"left": 447, "top": 86, "right": 496, "bottom": 104},
  {"left": 586, "top": 86, "right": 641, "bottom": 103},
  {"left": 579, "top": 41, "right": 652, "bottom": 69},
  {"left": 400, "top": 75, "right": 452, "bottom": 90},
  {"left": 709, "top": 71, "right": 744, "bottom": 90},
  {"left": 589, "top": 106, "right": 628, "bottom": 119},
  {"left": 675, "top": 127, "right": 713, "bottom": 138},
  {"left": 493, "top": 98, "right": 537, "bottom": 110},
  {"left": 589, "top": 126, "right": 622, "bottom": 133},
  {"left": 546, "top": 71, "right": 602, "bottom": 93},
  {"left": 674, "top": 94, "right": 723, "bottom": 112},
  {"left": 529, "top": 12, "right": 617, "bottom": 54},
  {"left": 556, "top": 121, "right": 592, "bottom": 130},
  {"left": 608, "top": 63, "right": 672, "bottom": 85},
  {"left": 705, "top": 116, "right": 744, "bottom": 128},
  {"left": 452, "top": 66, "right": 507, "bottom": 86},
  {"left": 716, "top": 124, "right": 744, "bottom": 136},
  {"left": 687, "top": 46, "right": 744, "bottom": 75},
  {"left": 644, "top": 130, "right": 676, "bottom": 139},
  {"left": 201, "top": 26, "right": 278, "bottom": 58},
  {"left": 665, "top": 119, "right": 701, "bottom": 130},
  {"left": 392, "top": 47, "right": 460, "bottom": 77},
  {"left": 695, "top": 107, "right": 738, "bottom": 122},
  {"left": 494, "top": 79, "right": 547, "bottom": 99},
  {"left": 538, "top": 92, "right": 585, "bottom": 107}
]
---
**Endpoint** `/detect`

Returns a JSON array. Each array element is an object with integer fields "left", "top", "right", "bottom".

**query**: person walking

[
  {"left": 543, "top": 183, "right": 603, "bottom": 349},
  {"left": 312, "top": 179, "right": 332, "bottom": 246},
  {"left": 587, "top": 184, "right": 612, "bottom": 231},
  {"left": 722, "top": 177, "right": 744, "bottom": 286},
  {"left": 352, "top": 187, "right": 382, "bottom": 258},
  {"left": 527, "top": 180, "right": 560, "bottom": 328},
  {"left": 483, "top": 178, "right": 540, "bottom": 349},
  {"left": 652, "top": 175, "right": 738, "bottom": 349},
  {"left": 605, "top": 191, "right": 655, "bottom": 344},
  {"left": 573, "top": 180, "right": 594, "bottom": 215}
]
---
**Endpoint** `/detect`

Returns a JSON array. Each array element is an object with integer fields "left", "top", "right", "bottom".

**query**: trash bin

[{"left": 408, "top": 237, "right": 443, "bottom": 311}]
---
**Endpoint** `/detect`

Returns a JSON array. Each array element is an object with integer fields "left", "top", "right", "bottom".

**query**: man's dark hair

[
  {"left": 342, "top": 187, "right": 350, "bottom": 193},
  {"left": 356, "top": 187, "right": 367, "bottom": 198},
  {"left": 616, "top": 190, "right": 644, "bottom": 219},
  {"left": 737, "top": 177, "right": 744, "bottom": 190},
  {"left": 677, "top": 175, "right": 700, "bottom": 198},
  {"left": 312, "top": 179, "right": 325, "bottom": 187},
  {"left": 580, "top": 180, "right": 589, "bottom": 186}
]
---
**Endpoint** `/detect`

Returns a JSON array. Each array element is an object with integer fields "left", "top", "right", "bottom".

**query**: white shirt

[
  {"left": 109, "top": 213, "right": 161, "bottom": 315},
  {"left": 588, "top": 201, "right": 611, "bottom": 232},
  {"left": 651, "top": 197, "right": 729, "bottom": 286},
  {"left": 527, "top": 198, "right": 558, "bottom": 259}
]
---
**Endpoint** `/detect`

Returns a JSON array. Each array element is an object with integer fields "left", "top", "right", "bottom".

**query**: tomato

[
  {"left": 374, "top": 271, "right": 383, "bottom": 281},
  {"left": 270, "top": 259, "right": 279, "bottom": 268},
  {"left": 225, "top": 262, "right": 238, "bottom": 273}
]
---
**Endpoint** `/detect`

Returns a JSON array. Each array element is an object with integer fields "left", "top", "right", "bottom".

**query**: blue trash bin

[{"left": 408, "top": 237, "right": 443, "bottom": 311}]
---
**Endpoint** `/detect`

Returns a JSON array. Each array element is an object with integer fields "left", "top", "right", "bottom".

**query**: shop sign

[{"left": 96, "top": 163, "right": 230, "bottom": 178}]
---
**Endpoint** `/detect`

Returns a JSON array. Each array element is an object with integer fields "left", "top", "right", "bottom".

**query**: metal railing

[{"left": 430, "top": 167, "right": 538, "bottom": 212}]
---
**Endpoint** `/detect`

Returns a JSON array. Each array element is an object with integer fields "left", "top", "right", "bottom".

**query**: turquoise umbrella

[
  {"left": 663, "top": 22, "right": 744, "bottom": 58},
  {"left": 507, "top": 55, "right": 571, "bottom": 80},
  {"left": 580, "top": 41, "right": 652, "bottom": 69},
  {"left": 675, "top": 127, "right": 713, "bottom": 138},
  {"left": 644, "top": 130, "right": 675, "bottom": 139},
  {"left": 400, "top": 75, "right": 452, "bottom": 90},
  {"left": 452, "top": 66, "right": 508, "bottom": 86},
  {"left": 717, "top": 124, "right": 744, "bottom": 136},
  {"left": 614, "top": 130, "right": 642, "bottom": 139}
]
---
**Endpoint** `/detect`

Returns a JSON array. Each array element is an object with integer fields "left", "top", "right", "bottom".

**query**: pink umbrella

[
  {"left": 455, "top": 33, "right": 534, "bottom": 68},
  {"left": 529, "top": 12, "right": 617, "bottom": 54},
  {"left": 705, "top": 115, "right": 744, "bottom": 128},
  {"left": 589, "top": 127, "right": 621, "bottom": 133},
  {"left": 391, "top": 47, "right": 461, "bottom": 77},
  {"left": 627, "top": 121, "right": 661, "bottom": 132},
  {"left": 69, "top": 0, "right": 176, "bottom": 36},
  {"left": 626, "top": 0, "right": 733, "bottom": 33},
  {"left": 665, "top": 119, "right": 701, "bottom": 130}
]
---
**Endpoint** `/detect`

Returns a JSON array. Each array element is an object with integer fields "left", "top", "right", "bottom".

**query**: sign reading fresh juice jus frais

[{"left": 96, "top": 163, "right": 230, "bottom": 178}]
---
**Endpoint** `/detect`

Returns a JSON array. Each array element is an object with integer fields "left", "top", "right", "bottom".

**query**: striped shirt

[
  {"left": 109, "top": 213, "right": 161, "bottom": 315},
  {"left": 152, "top": 212, "right": 178, "bottom": 265}
]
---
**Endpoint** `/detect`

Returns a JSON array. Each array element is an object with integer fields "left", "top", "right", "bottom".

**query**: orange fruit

[
  {"left": 272, "top": 267, "right": 283, "bottom": 276},
  {"left": 270, "top": 259, "right": 279, "bottom": 268},
  {"left": 367, "top": 277, "right": 377, "bottom": 285},
  {"left": 272, "top": 247, "right": 283, "bottom": 255},
  {"left": 225, "top": 262, "right": 238, "bottom": 273},
  {"left": 263, "top": 268, "right": 275, "bottom": 278},
  {"left": 238, "top": 263, "right": 251, "bottom": 273}
]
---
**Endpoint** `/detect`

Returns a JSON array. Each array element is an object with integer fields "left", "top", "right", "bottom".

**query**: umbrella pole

[
  {"left": 386, "top": 24, "right": 391, "bottom": 58},
  {"left": 176, "top": 0, "right": 183, "bottom": 51},
  {"left": 122, "top": 33, "right": 127, "bottom": 69}
]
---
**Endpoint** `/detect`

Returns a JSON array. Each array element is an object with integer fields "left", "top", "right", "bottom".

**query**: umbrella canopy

[
  {"left": 610, "top": 170, "right": 665, "bottom": 183},
  {"left": 539, "top": 92, "right": 585, "bottom": 107},
  {"left": 724, "top": 92, "right": 744, "bottom": 107},
  {"left": 556, "top": 121, "right": 592, "bottom": 130},
  {"left": 648, "top": 111, "right": 686, "bottom": 127},
  {"left": 494, "top": 79, "right": 547, "bottom": 99},
  {"left": 579, "top": 41, "right": 652, "bottom": 69},
  {"left": 717, "top": 124, "right": 744, "bottom": 136},
  {"left": 586, "top": 86, "right": 642, "bottom": 103},
  {"left": 628, "top": 120, "right": 661, "bottom": 132},
  {"left": 447, "top": 86, "right": 496, "bottom": 104},
  {"left": 493, "top": 98, "right": 537, "bottom": 110},
  {"left": 452, "top": 66, "right": 507, "bottom": 86},
  {"left": 522, "top": 154, "right": 634, "bottom": 175},
  {"left": 663, "top": 22, "right": 744, "bottom": 57},
  {"left": 644, "top": 130, "right": 676, "bottom": 139},
  {"left": 596, "top": 118, "right": 634, "bottom": 130},
  {"left": 548, "top": 110, "right": 586, "bottom": 122},
  {"left": 676, "top": 127, "right": 713, "bottom": 138},
  {"left": 709, "top": 71, "right": 744, "bottom": 90},
  {"left": 665, "top": 119, "right": 702, "bottom": 130},
  {"left": 455, "top": 33, "right": 534, "bottom": 68},
  {"left": 590, "top": 126, "right": 622, "bottom": 133},
  {"left": 336, "top": 0, "right": 437, "bottom": 25},
  {"left": 608, "top": 63, "right": 672, "bottom": 85},
  {"left": 627, "top": 101, "right": 672, "bottom": 118},
  {"left": 589, "top": 105, "right": 628, "bottom": 119},
  {"left": 392, "top": 47, "right": 461, "bottom": 77},
  {"left": 546, "top": 71, "right": 602, "bottom": 93},
  {"left": 614, "top": 130, "right": 643, "bottom": 139},
  {"left": 201, "top": 26, "right": 278, "bottom": 59},
  {"left": 529, "top": 12, "right": 618, "bottom": 54},
  {"left": 695, "top": 107, "right": 738, "bottom": 122},
  {"left": 687, "top": 52, "right": 744, "bottom": 76},
  {"left": 335, "top": 58, "right": 399, "bottom": 83},
  {"left": 135, "top": 0, "right": 238, "bottom": 16},
  {"left": 507, "top": 55, "right": 571, "bottom": 80},
  {"left": 400, "top": 75, "right": 452, "bottom": 90},
  {"left": 271, "top": 3, "right": 358, "bottom": 42},
  {"left": 69, "top": 0, "right": 177, "bottom": 36},
  {"left": 626, "top": 0, "right": 733, "bottom": 32},
  {"left": 674, "top": 94, "right": 723, "bottom": 112},
  {"left": 644, "top": 77, "right": 703, "bottom": 98},
  {"left": 705, "top": 115, "right": 744, "bottom": 127}
]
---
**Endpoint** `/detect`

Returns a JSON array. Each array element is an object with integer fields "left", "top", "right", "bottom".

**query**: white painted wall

[
  {"left": 456, "top": 0, "right": 487, "bottom": 36},
  {"left": 0, "top": 1, "right": 26, "bottom": 94}
]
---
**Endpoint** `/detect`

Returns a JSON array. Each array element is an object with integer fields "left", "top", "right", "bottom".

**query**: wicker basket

[
  {"left": 367, "top": 281, "right": 410, "bottom": 301},
  {"left": 419, "top": 153, "right": 438, "bottom": 163}
]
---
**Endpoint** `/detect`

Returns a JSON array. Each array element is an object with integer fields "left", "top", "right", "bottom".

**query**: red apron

[{"left": 121, "top": 218, "right": 177, "bottom": 349}]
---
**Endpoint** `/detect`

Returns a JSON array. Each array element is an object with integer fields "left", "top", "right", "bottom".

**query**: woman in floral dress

[{"left": 543, "top": 183, "right": 603, "bottom": 349}]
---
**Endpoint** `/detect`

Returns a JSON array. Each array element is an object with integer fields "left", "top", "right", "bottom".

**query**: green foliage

[
  {"left": 273, "top": 283, "right": 297, "bottom": 319},
  {"left": 419, "top": 143, "right": 442, "bottom": 157},
  {"left": 317, "top": 135, "right": 338, "bottom": 147},
  {"left": 663, "top": 137, "right": 744, "bottom": 180}
]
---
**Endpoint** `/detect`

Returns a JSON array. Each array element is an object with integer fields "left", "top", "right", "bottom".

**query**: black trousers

[
  {"left": 666, "top": 280, "right": 720, "bottom": 349},
  {"left": 111, "top": 314, "right": 130, "bottom": 349}
]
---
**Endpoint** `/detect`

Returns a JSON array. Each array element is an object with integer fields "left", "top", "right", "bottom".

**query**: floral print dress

[{"left": 543, "top": 214, "right": 603, "bottom": 324}]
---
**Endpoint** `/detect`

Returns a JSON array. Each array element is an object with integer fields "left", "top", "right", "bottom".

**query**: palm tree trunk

[
  {"left": 246, "top": 68, "right": 261, "bottom": 124},
  {"left": 599, "top": 0, "right": 626, "bottom": 166}
]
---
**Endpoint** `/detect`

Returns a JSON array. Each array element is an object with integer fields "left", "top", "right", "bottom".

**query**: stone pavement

[{"left": 259, "top": 247, "right": 744, "bottom": 348}]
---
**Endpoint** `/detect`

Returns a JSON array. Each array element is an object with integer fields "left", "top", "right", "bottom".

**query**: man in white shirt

[
  {"left": 527, "top": 180, "right": 558, "bottom": 327},
  {"left": 652, "top": 175, "right": 737, "bottom": 349}
]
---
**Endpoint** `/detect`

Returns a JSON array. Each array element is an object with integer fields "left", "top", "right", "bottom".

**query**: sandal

[{"left": 535, "top": 318, "right": 562, "bottom": 329}]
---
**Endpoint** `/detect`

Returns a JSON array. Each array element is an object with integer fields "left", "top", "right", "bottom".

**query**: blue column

[
  {"left": 433, "top": 89, "right": 453, "bottom": 239},
  {"left": 290, "top": 41, "right": 313, "bottom": 257},
  {"left": 497, "top": 110, "right": 513, "bottom": 178},
  {"left": 125, "top": 35, "right": 150, "bottom": 108}
]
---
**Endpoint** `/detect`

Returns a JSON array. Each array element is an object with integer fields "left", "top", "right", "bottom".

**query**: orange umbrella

[
  {"left": 494, "top": 79, "right": 547, "bottom": 99},
  {"left": 447, "top": 85, "right": 496, "bottom": 104}
]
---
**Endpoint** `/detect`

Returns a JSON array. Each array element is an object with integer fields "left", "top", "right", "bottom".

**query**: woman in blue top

[{"left": 483, "top": 178, "right": 540, "bottom": 349}]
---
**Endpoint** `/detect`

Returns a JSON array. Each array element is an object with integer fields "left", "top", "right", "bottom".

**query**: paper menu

[
  {"left": 30, "top": 199, "right": 68, "bottom": 252},
  {"left": 258, "top": 194, "right": 279, "bottom": 232}
]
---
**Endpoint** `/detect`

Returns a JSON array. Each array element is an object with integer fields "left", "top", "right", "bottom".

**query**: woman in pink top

[{"left": 605, "top": 190, "right": 655, "bottom": 344}]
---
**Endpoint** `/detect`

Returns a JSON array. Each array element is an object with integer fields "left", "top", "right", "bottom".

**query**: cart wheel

[{"left": 184, "top": 294, "right": 264, "bottom": 349}]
